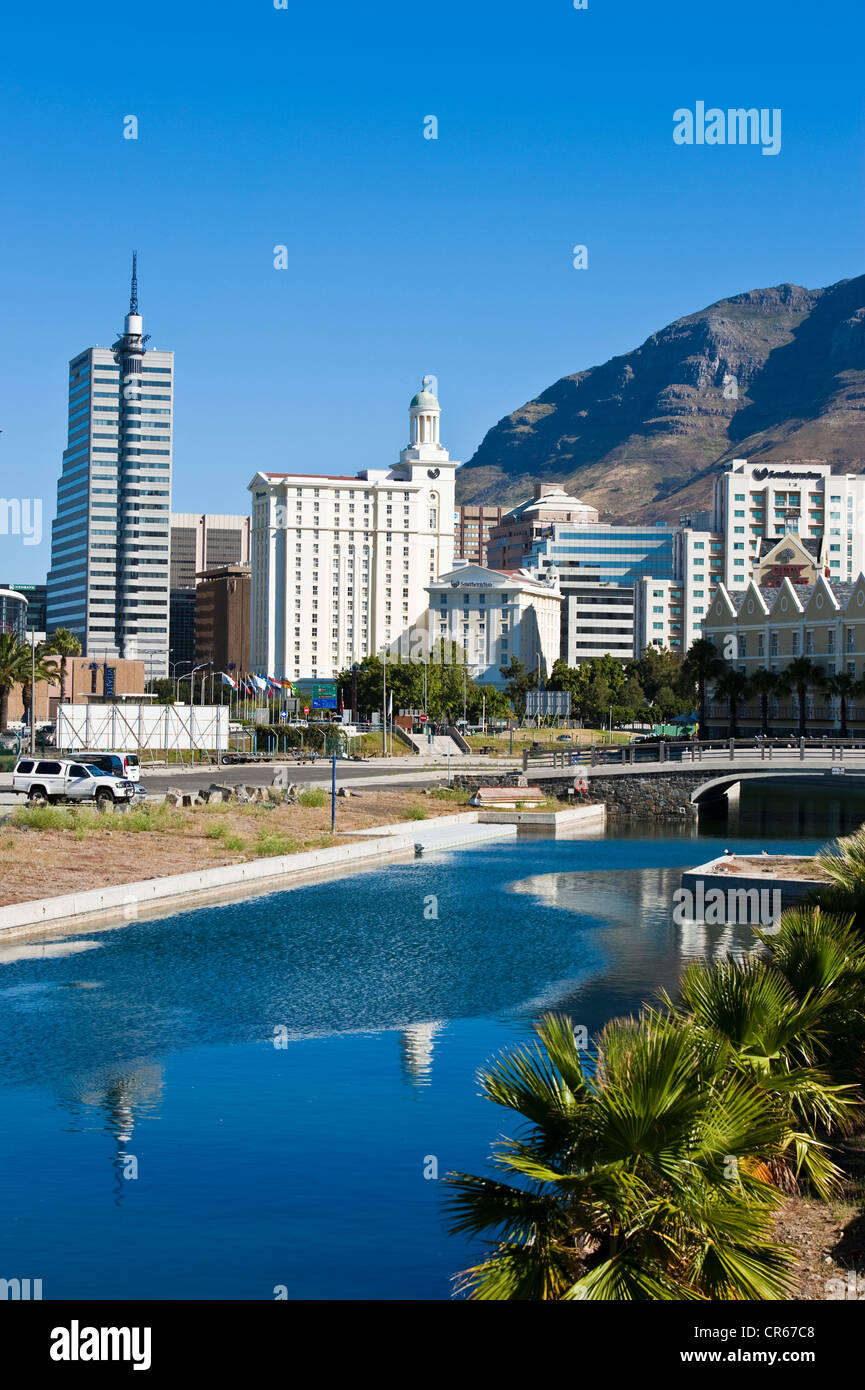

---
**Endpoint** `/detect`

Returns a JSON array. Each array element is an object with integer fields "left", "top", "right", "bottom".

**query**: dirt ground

[
  {"left": 716, "top": 854, "right": 830, "bottom": 882},
  {"left": 776, "top": 1134, "right": 865, "bottom": 1298},
  {"left": 0, "top": 789, "right": 467, "bottom": 905}
]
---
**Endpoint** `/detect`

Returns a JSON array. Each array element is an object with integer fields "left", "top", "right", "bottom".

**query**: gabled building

[{"left": 701, "top": 570, "right": 865, "bottom": 734}]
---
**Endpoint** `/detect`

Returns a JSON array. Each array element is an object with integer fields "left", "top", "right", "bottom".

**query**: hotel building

[
  {"left": 712, "top": 458, "right": 865, "bottom": 589},
  {"left": 425, "top": 561, "right": 562, "bottom": 688},
  {"left": 249, "top": 380, "right": 458, "bottom": 679}
]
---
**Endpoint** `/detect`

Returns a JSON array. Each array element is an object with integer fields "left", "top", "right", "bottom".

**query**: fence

[{"left": 523, "top": 737, "right": 865, "bottom": 770}]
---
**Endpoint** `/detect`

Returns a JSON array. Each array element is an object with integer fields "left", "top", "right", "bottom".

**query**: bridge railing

[{"left": 522, "top": 737, "right": 865, "bottom": 771}]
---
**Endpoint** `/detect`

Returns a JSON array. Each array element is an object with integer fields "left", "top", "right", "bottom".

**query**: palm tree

[
  {"left": 446, "top": 1013, "right": 793, "bottom": 1300},
  {"left": 820, "top": 671, "right": 863, "bottom": 739},
  {"left": 783, "top": 657, "right": 824, "bottom": 739},
  {"left": 748, "top": 667, "right": 789, "bottom": 737},
  {"left": 681, "top": 638, "right": 724, "bottom": 736},
  {"left": 43, "top": 627, "right": 82, "bottom": 703},
  {"left": 670, "top": 959, "right": 858, "bottom": 1199},
  {"left": 756, "top": 906, "right": 865, "bottom": 1064},
  {"left": 810, "top": 825, "right": 865, "bottom": 934},
  {"left": 712, "top": 667, "right": 751, "bottom": 738},
  {"left": 0, "top": 633, "right": 34, "bottom": 733}
]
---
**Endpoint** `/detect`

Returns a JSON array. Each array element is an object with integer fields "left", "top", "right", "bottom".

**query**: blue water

[{"left": 0, "top": 814, "right": 843, "bottom": 1299}]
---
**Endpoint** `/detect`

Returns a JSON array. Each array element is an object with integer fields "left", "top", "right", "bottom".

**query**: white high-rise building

[
  {"left": 249, "top": 379, "right": 458, "bottom": 679},
  {"left": 46, "top": 255, "right": 173, "bottom": 677},
  {"left": 713, "top": 459, "right": 865, "bottom": 589}
]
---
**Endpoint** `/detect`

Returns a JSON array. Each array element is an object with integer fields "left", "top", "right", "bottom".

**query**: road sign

[
  {"left": 303, "top": 706, "right": 310, "bottom": 715},
  {"left": 279, "top": 710, "right": 288, "bottom": 722},
  {"left": 419, "top": 713, "right": 428, "bottom": 722}
]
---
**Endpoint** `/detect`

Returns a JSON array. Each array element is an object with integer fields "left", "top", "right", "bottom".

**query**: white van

[{"left": 75, "top": 751, "right": 141, "bottom": 783}]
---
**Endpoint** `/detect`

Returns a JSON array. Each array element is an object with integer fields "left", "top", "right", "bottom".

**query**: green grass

[
  {"left": 11, "top": 802, "right": 183, "bottom": 834},
  {"left": 427, "top": 787, "right": 471, "bottom": 803},
  {"left": 402, "top": 805, "right": 428, "bottom": 821},
  {"left": 298, "top": 787, "right": 327, "bottom": 807},
  {"left": 255, "top": 830, "right": 298, "bottom": 857}
]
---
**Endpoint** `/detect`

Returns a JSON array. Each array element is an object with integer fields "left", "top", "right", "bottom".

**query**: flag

[
  {"left": 251, "top": 674, "right": 268, "bottom": 693},
  {"left": 221, "top": 672, "right": 238, "bottom": 691},
  {"left": 387, "top": 690, "right": 393, "bottom": 717}
]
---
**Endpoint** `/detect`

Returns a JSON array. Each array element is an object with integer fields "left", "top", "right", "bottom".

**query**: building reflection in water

[
  {"left": 76, "top": 1065, "right": 164, "bottom": 1205},
  {"left": 399, "top": 1022, "right": 445, "bottom": 1087}
]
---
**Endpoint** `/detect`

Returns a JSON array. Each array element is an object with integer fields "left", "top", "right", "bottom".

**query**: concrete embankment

[{"left": 0, "top": 815, "right": 516, "bottom": 938}]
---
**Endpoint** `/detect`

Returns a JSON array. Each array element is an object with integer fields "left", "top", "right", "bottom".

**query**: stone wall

[{"left": 453, "top": 769, "right": 707, "bottom": 819}]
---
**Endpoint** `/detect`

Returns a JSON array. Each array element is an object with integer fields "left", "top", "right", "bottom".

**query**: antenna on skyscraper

[{"left": 130, "top": 251, "right": 139, "bottom": 315}]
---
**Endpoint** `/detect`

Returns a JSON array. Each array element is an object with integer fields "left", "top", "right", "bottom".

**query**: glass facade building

[{"left": 46, "top": 259, "right": 173, "bottom": 677}]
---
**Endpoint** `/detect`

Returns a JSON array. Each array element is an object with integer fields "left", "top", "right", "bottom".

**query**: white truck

[{"left": 12, "top": 757, "right": 139, "bottom": 808}]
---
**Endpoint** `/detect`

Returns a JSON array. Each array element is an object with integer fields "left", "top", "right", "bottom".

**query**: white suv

[{"left": 12, "top": 758, "right": 137, "bottom": 808}]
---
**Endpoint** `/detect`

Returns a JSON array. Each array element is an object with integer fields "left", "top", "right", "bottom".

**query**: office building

[
  {"left": 0, "top": 588, "right": 29, "bottom": 640},
  {"left": 195, "top": 564, "right": 251, "bottom": 676},
  {"left": 46, "top": 255, "right": 173, "bottom": 677},
  {"left": 528, "top": 521, "right": 691, "bottom": 662},
  {"left": 453, "top": 504, "right": 503, "bottom": 565},
  {"left": 425, "top": 560, "right": 561, "bottom": 688},
  {"left": 249, "top": 378, "right": 458, "bottom": 679},
  {"left": 634, "top": 528, "right": 723, "bottom": 654},
  {"left": 2, "top": 583, "right": 47, "bottom": 635},
  {"left": 487, "top": 484, "right": 599, "bottom": 570},
  {"left": 169, "top": 513, "right": 251, "bottom": 666}
]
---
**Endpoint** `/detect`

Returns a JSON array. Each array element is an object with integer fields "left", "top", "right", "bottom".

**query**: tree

[
  {"left": 821, "top": 672, "right": 863, "bottom": 739},
  {"left": 631, "top": 646, "right": 683, "bottom": 703},
  {"left": 149, "top": 678, "right": 175, "bottom": 706},
  {"left": 681, "top": 638, "right": 724, "bottom": 735},
  {"left": 671, "top": 958, "right": 858, "bottom": 1198},
  {"left": 0, "top": 633, "right": 34, "bottom": 733},
  {"left": 713, "top": 668, "right": 751, "bottom": 739},
  {"left": 748, "top": 667, "right": 789, "bottom": 737},
  {"left": 44, "top": 628, "right": 82, "bottom": 702},
  {"left": 499, "top": 658, "right": 538, "bottom": 721},
  {"left": 783, "top": 658, "right": 825, "bottom": 739},
  {"left": 446, "top": 1012, "right": 792, "bottom": 1300}
]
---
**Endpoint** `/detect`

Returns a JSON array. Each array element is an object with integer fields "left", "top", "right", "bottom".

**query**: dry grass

[{"left": 0, "top": 789, "right": 466, "bottom": 906}]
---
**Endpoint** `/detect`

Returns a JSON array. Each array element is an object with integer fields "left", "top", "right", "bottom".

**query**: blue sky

[{"left": 2, "top": 0, "right": 863, "bottom": 583}]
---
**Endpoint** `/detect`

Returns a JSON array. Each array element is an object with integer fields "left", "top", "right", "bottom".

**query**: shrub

[{"left": 299, "top": 787, "right": 326, "bottom": 807}]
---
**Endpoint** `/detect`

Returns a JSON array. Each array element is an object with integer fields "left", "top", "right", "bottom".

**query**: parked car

[
  {"left": 556, "top": 734, "right": 573, "bottom": 743},
  {"left": 74, "top": 751, "right": 141, "bottom": 782},
  {"left": 12, "top": 757, "right": 137, "bottom": 807}
]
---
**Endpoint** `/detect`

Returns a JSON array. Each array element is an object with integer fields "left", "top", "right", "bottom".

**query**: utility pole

[
  {"left": 381, "top": 646, "right": 387, "bottom": 756},
  {"left": 29, "top": 624, "right": 36, "bottom": 756}
]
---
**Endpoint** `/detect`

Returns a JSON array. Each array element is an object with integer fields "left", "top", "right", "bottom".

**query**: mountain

[{"left": 456, "top": 275, "right": 865, "bottom": 522}]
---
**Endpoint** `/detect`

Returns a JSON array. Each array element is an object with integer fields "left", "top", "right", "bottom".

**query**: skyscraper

[{"left": 46, "top": 256, "right": 174, "bottom": 677}]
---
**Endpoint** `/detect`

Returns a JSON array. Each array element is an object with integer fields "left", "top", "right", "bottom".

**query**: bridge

[{"left": 456, "top": 738, "right": 865, "bottom": 819}]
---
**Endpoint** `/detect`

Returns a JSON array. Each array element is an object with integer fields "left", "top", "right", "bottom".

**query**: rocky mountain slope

[{"left": 456, "top": 275, "right": 865, "bottom": 522}]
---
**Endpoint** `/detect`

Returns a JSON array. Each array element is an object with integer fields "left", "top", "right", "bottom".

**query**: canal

[{"left": 0, "top": 784, "right": 859, "bottom": 1299}]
